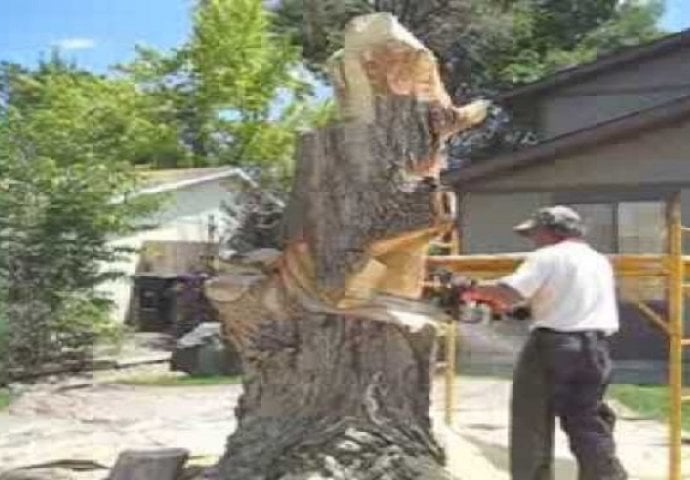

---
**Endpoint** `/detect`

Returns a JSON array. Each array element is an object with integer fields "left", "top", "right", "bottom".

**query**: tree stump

[{"left": 205, "top": 13, "right": 488, "bottom": 480}]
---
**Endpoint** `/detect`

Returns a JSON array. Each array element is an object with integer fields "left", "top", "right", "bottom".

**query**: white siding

[{"left": 99, "top": 178, "right": 236, "bottom": 323}]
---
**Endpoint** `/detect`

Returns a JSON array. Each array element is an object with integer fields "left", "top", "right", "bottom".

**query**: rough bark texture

[{"left": 205, "top": 13, "right": 488, "bottom": 480}]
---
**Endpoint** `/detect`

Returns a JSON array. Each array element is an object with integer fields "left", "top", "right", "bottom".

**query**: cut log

[
  {"left": 205, "top": 12, "right": 488, "bottom": 480},
  {"left": 109, "top": 449, "right": 189, "bottom": 480}
]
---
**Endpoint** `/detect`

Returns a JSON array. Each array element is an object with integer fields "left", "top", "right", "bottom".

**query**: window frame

[{"left": 553, "top": 188, "right": 673, "bottom": 254}]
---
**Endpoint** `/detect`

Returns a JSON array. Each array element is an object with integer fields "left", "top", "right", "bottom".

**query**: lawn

[
  {"left": 0, "top": 389, "right": 9, "bottom": 410},
  {"left": 609, "top": 384, "right": 690, "bottom": 431},
  {"left": 116, "top": 373, "right": 242, "bottom": 387}
]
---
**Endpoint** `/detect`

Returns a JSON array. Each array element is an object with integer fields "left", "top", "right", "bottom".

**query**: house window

[
  {"left": 569, "top": 200, "right": 666, "bottom": 301},
  {"left": 618, "top": 202, "right": 666, "bottom": 254},
  {"left": 568, "top": 201, "right": 666, "bottom": 254},
  {"left": 568, "top": 203, "right": 616, "bottom": 253}
]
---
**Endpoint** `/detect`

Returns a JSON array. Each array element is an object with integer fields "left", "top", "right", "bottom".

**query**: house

[
  {"left": 99, "top": 166, "right": 254, "bottom": 325},
  {"left": 443, "top": 28, "right": 690, "bottom": 361}
]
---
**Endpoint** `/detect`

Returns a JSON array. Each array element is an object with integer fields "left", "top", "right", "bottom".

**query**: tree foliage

[
  {"left": 0, "top": 61, "right": 155, "bottom": 377},
  {"left": 273, "top": 0, "right": 665, "bottom": 97},
  {"left": 2, "top": 1, "right": 323, "bottom": 178},
  {"left": 496, "top": 0, "right": 665, "bottom": 86},
  {"left": 2, "top": 53, "right": 190, "bottom": 169},
  {"left": 121, "top": 0, "right": 322, "bottom": 182}
]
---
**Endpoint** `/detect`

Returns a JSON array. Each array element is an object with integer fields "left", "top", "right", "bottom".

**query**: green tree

[
  {"left": 541, "top": 0, "right": 664, "bottom": 72},
  {"left": 120, "top": 46, "right": 212, "bottom": 165},
  {"left": 2, "top": 54, "right": 191, "bottom": 169},
  {"left": 122, "top": 0, "right": 320, "bottom": 181},
  {"left": 496, "top": 0, "right": 665, "bottom": 85},
  {"left": 0, "top": 75, "right": 156, "bottom": 377}
]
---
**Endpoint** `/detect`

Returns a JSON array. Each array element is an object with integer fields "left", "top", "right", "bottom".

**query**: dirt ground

[{"left": 0, "top": 362, "right": 682, "bottom": 479}]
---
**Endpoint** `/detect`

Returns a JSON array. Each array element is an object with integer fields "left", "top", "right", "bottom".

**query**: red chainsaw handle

[{"left": 459, "top": 289, "right": 510, "bottom": 314}]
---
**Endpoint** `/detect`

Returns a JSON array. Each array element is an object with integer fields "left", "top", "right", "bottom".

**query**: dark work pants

[{"left": 510, "top": 329, "right": 628, "bottom": 480}]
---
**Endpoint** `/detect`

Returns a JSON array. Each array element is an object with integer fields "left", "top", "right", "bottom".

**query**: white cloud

[{"left": 53, "top": 37, "right": 97, "bottom": 51}]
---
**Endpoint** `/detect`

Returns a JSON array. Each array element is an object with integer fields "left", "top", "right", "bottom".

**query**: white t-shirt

[{"left": 500, "top": 240, "right": 619, "bottom": 334}]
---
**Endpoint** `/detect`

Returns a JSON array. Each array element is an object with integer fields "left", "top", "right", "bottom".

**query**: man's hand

[
  {"left": 437, "top": 274, "right": 525, "bottom": 320},
  {"left": 444, "top": 275, "right": 509, "bottom": 316}
]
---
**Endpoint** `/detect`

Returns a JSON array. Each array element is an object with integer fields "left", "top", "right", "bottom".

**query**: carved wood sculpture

[{"left": 205, "top": 13, "right": 488, "bottom": 480}]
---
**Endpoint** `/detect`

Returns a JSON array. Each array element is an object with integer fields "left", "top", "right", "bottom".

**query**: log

[
  {"left": 109, "top": 449, "right": 189, "bottom": 480},
  {"left": 205, "top": 12, "right": 488, "bottom": 480}
]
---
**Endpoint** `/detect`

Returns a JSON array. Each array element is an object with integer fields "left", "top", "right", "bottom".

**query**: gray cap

[{"left": 513, "top": 205, "right": 585, "bottom": 236}]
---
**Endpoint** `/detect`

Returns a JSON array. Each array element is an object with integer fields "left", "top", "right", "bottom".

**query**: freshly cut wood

[
  {"left": 205, "top": 12, "right": 488, "bottom": 480},
  {"left": 327, "top": 12, "right": 488, "bottom": 177}
]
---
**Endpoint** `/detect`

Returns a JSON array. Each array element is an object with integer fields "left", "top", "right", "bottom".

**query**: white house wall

[
  {"left": 142, "top": 179, "right": 235, "bottom": 228},
  {"left": 100, "top": 178, "right": 239, "bottom": 323}
]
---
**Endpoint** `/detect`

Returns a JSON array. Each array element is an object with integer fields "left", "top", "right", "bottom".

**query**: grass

[
  {"left": 116, "top": 373, "right": 242, "bottom": 387},
  {"left": 0, "top": 388, "right": 9, "bottom": 411},
  {"left": 609, "top": 384, "right": 690, "bottom": 431}
]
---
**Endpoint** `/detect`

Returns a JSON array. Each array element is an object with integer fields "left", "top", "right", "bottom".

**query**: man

[{"left": 469, "top": 205, "right": 627, "bottom": 480}]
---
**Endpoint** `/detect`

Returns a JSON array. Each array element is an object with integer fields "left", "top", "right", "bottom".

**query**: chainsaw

[{"left": 432, "top": 270, "right": 530, "bottom": 324}]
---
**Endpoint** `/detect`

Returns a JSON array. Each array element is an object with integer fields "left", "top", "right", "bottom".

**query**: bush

[
  {"left": 0, "top": 90, "right": 155, "bottom": 378},
  {"left": 0, "top": 306, "right": 8, "bottom": 384},
  {"left": 51, "top": 296, "right": 123, "bottom": 353}
]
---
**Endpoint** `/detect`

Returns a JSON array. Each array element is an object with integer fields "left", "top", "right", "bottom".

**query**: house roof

[
  {"left": 110, "top": 167, "right": 255, "bottom": 204},
  {"left": 135, "top": 167, "right": 255, "bottom": 196},
  {"left": 497, "top": 28, "right": 690, "bottom": 102},
  {"left": 443, "top": 94, "right": 690, "bottom": 187}
]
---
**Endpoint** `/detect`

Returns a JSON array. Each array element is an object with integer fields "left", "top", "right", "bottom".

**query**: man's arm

[
  {"left": 471, "top": 281, "right": 525, "bottom": 308},
  {"left": 466, "top": 251, "right": 549, "bottom": 308}
]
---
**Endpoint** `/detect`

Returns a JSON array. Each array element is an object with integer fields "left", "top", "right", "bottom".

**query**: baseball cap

[{"left": 513, "top": 205, "right": 585, "bottom": 236}]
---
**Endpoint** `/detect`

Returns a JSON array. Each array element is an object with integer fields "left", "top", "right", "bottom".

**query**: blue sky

[
  {"left": 0, "top": 0, "right": 192, "bottom": 72},
  {"left": 0, "top": 0, "right": 689, "bottom": 74},
  {"left": 661, "top": 0, "right": 690, "bottom": 31}
]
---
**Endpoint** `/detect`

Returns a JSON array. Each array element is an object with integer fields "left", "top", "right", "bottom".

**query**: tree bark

[{"left": 205, "top": 13, "right": 488, "bottom": 480}]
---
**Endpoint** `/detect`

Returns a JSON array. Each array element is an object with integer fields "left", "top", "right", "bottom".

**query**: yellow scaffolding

[
  {"left": 668, "top": 191, "right": 685, "bottom": 480},
  {"left": 428, "top": 231, "right": 461, "bottom": 425},
  {"left": 427, "top": 192, "right": 689, "bottom": 480}
]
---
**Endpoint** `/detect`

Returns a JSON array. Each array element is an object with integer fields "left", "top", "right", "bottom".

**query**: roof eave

[
  {"left": 496, "top": 29, "right": 690, "bottom": 103},
  {"left": 443, "top": 95, "right": 690, "bottom": 188},
  {"left": 110, "top": 168, "right": 256, "bottom": 205}
]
